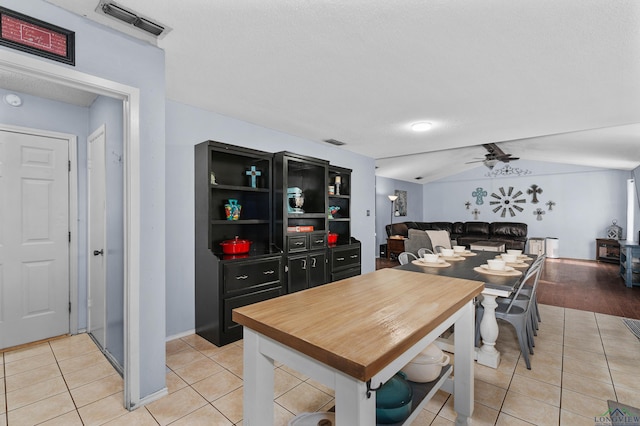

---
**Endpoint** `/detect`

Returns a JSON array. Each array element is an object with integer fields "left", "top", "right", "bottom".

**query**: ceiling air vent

[
  {"left": 323, "top": 139, "right": 346, "bottom": 146},
  {"left": 98, "top": 0, "right": 167, "bottom": 37}
]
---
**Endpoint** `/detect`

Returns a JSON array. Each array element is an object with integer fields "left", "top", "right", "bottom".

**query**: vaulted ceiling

[{"left": 36, "top": 1, "right": 640, "bottom": 181}]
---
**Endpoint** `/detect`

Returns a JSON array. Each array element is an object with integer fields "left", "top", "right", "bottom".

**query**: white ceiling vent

[{"left": 97, "top": 1, "right": 168, "bottom": 37}]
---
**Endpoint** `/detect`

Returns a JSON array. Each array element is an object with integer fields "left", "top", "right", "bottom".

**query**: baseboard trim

[{"left": 166, "top": 328, "right": 196, "bottom": 342}]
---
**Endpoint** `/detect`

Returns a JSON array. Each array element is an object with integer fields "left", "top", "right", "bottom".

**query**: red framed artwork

[{"left": 0, "top": 6, "right": 75, "bottom": 66}]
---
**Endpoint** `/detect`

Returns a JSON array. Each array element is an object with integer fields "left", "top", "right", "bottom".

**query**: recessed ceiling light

[
  {"left": 411, "top": 122, "right": 432, "bottom": 132},
  {"left": 3, "top": 93, "right": 22, "bottom": 107}
]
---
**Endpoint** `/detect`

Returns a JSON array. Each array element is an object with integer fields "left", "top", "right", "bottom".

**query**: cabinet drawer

[
  {"left": 332, "top": 267, "right": 361, "bottom": 282},
  {"left": 287, "top": 235, "right": 308, "bottom": 252},
  {"left": 331, "top": 246, "right": 361, "bottom": 271},
  {"left": 223, "top": 258, "right": 282, "bottom": 294},
  {"left": 309, "top": 231, "right": 327, "bottom": 249},
  {"left": 224, "top": 286, "right": 283, "bottom": 333}
]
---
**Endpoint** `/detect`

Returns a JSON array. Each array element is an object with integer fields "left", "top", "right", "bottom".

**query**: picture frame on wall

[
  {"left": 394, "top": 189, "right": 407, "bottom": 216},
  {"left": 0, "top": 6, "right": 75, "bottom": 66}
]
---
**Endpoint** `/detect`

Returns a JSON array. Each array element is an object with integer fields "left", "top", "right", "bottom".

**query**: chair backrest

[
  {"left": 505, "top": 259, "right": 542, "bottom": 313},
  {"left": 417, "top": 247, "right": 434, "bottom": 257},
  {"left": 398, "top": 251, "right": 418, "bottom": 265}
]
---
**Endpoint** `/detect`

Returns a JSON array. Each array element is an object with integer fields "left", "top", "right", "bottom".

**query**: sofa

[{"left": 385, "top": 221, "right": 528, "bottom": 253}]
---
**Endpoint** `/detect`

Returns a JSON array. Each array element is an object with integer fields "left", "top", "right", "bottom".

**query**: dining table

[
  {"left": 396, "top": 250, "right": 537, "bottom": 368},
  {"left": 233, "top": 268, "right": 484, "bottom": 425}
]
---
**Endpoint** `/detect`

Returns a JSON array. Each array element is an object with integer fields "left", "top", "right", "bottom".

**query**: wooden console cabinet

[
  {"left": 387, "top": 237, "right": 406, "bottom": 260},
  {"left": 619, "top": 241, "right": 640, "bottom": 288},
  {"left": 596, "top": 238, "right": 620, "bottom": 264}
]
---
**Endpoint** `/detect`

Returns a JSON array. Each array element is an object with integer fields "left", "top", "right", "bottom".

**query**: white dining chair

[{"left": 398, "top": 251, "right": 418, "bottom": 265}]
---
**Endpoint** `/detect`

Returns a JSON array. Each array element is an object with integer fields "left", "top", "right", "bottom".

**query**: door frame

[
  {"left": 0, "top": 50, "right": 142, "bottom": 409},
  {"left": 0, "top": 124, "right": 78, "bottom": 336},
  {"left": 87, "top": 124, "right": 107, "bottom": 349}
]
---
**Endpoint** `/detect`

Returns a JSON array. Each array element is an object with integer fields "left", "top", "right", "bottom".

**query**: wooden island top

[{"left": 233, "top": 268, "right": 484, "bottom": 382}]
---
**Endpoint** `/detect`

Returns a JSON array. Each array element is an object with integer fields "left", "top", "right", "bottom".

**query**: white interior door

[
  {"left": 88, "top": 125, "right": 107, "bottom": 350},
  {"left": 0, "top": 129, "right": 70, "bottom": 349}
]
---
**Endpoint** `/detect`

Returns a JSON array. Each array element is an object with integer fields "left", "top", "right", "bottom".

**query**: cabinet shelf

[
  {"left": 329, "top": 194, "right": 350, "bottom": 200},
  {"left": 211, "top": 184, "right": 270, "bottom": 192},
  {"left": 211, "top": 219, "right": 270, "bottom": 225},
  {"left": 329, "top": 218, "right": 350, "bottom": 222},
  {"left": 287, "top": 213, "right": 327, "bottom": 219}
]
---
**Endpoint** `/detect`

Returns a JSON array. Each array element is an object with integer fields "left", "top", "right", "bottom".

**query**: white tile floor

[{"left": 2, "top": 304, "right": 640, "bottom": 425}]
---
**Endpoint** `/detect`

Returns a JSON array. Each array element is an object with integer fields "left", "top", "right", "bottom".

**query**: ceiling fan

[{"left": 466, "top": 143, "right": 520, "bottom": 169}]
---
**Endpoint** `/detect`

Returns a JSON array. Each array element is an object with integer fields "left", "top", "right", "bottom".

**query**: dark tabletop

[{"left": 395, "top": 251, "right": 537, "bottom": 294}]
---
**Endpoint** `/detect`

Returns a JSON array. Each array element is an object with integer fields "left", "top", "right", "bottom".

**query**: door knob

[{"left": 93, "top": 249, "right": 104, "bottom": 256}]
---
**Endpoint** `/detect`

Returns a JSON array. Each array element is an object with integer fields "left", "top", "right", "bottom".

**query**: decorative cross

[
  {"left": 472, "top": 187, "right": 488, "bottom": 205},
  {"left": 465, "top": 201, "right": 471, "bottom": 210},
  {"left": 533, "top": 208, "right": 545, "bottom": 221},
  {"left": 546, "top": 200, "right": 556, "bottom": 211},
  {"left": 527, "top": 184, "right": 543, "bottom": 204},
  {"left": 245, "top": 165, "right": 261, "bottom": 188},
  {"left": 471, "top": 208, "right": 481, "bottom": 220}
]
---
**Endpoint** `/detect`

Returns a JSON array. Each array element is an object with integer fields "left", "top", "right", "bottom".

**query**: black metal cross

[{"left": 527, "top": 184, "right": 543, "bottom": 204}]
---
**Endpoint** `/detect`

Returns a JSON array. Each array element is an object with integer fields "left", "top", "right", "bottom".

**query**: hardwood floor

[{"left": 376, "top": 256, "right": 640, "bottom": 320}]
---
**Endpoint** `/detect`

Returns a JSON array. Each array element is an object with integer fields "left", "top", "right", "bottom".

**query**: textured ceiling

[{"left": 36, "top": 0, "right": 640, "bottom": 181}]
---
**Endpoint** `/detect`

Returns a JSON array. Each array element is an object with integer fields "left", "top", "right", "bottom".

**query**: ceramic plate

[{"left": 481, "top": 264, "right": 514, "bottom": 272}]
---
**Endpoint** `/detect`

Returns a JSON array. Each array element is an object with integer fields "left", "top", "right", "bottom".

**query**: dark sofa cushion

[
  {"left": 490, "top": 222, "right": 527, "bottom": 239},
  {"left": 463, "top": 221, "right": 490, "bottom": 236},
  {"left": 416, "top": 222, "right": 453, "bottom": 234},
  {"left": 386, "top": 222, "right": 411, "bottom": 237}
]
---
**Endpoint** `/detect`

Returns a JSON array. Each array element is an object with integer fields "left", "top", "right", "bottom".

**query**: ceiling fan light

[
  {"left": 411, "top": 122, "right": 432, "bottom": 132},
  {"left": 484, "top": 159, "right": 499, "bottom": 169}
]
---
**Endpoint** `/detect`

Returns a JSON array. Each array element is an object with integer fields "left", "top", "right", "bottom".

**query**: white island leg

[
  {"left": 453, "top": 302, "right": 474, "bottom": 425},
  {"left": 243, "top": 329, "right": 275, "bottom": 426},
  {"left": 477, "top": 294, "right": 501, "bottom": 368},
  {"left": 334, "top": 374, "right": 376, "bottom": 425}
]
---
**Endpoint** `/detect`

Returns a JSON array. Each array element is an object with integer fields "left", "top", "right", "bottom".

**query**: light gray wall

[
  {"left": 375, "top": 176, "right": 424, "bottom": 253},
  {"left": 3, "top": 0, "right": 167, "bottom": 398},
  {"left": 89, "top": 96, "right": 124, "bottom": 367},
  {"left": 424, "top": 160, "right": 631, "bottom": 259},
  {"left": 165, "top": 100, "right": 376, "bottom": 337}
]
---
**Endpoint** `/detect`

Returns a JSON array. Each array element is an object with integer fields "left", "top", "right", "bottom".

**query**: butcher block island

[{"left": 233, "top": 268, "right": 484, "bottom": 425}]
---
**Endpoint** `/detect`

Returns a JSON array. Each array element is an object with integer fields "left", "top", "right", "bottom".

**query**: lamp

[{"left": 388, "top": 195, "right": 398, "bottom": 235}]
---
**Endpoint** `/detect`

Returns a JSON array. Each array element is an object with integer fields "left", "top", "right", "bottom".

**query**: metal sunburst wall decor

[{"left": 489, "top": 186, "right": 526, "bottom": 218}]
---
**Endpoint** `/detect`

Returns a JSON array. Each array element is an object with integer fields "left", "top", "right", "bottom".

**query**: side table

[{"left": 387, "top": 237, "right": 406, "bottom": 260}]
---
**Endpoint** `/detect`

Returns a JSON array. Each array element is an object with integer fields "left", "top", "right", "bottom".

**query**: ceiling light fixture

[
  {"left": 484, "top": 158, "right": 499, "bottom": 169},
  {"left": 3, "top": 93, "right": 22, "bottom": 107},
  {"left": 411, "top": 122, "right": 432, "bottom": 132},
  {"left": 97, "top": 0, "right": 167, "bottom": 37},
  {"left": 323, "top": 138, "right": 346, "bottom": 146}
]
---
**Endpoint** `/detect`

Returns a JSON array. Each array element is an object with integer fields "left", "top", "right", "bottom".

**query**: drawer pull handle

[
  {"left": 311, "top": 258, "right": 317, "bottom": 267},
  {"left": 350, "top": 254, "right": 359, "bottom": 259},
  {"left": 302, "top": 259, "right": 307, "bottom": 270},
  {"left": 263, "top": 270, "right": 275, "bottom": 275},
  {"left": 295, "top": 242, "right": 304, "bottom": 246},
  {"left": 235, "top": 275, "right": 248, "bottom": 280},
  {"left": 337, "top": 257, "right": 345, "bottom": 261},
  {"left": 315, "top": 239, "right": 324, "bottom": 244}
]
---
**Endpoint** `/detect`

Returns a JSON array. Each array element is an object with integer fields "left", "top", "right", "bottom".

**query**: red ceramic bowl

[{"left": 220, "top": 236, "right": 251, "bottom": 254}]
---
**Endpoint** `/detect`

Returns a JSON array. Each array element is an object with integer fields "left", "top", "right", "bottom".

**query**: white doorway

[
  {"left": 0, "top": 128, "right": 77, "bottom": 349},
  {"left": 87, "top": 125, "right": 107, "bottom": 351},
  {"left": 0, "top": 49, "right": 144, "bottom": 409}
]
